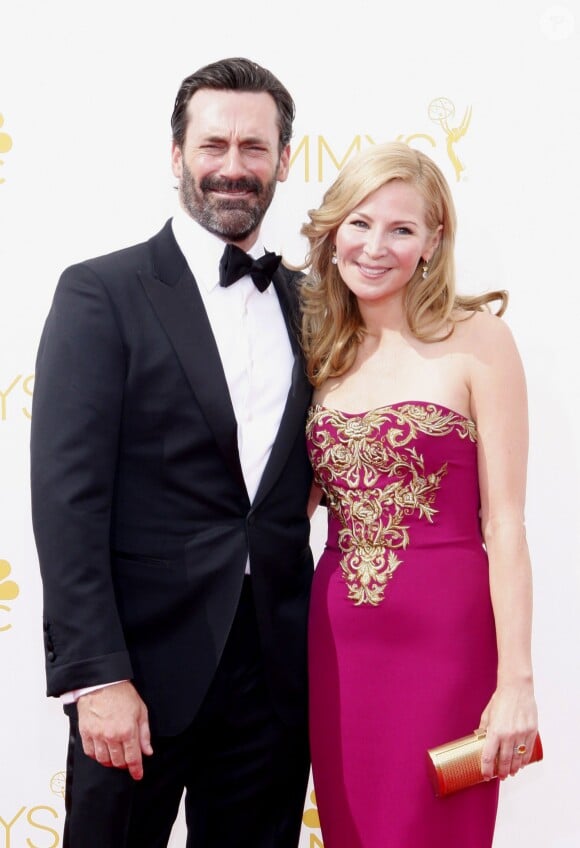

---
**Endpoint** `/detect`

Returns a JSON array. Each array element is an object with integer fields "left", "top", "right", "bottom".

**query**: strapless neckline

[{"left": 309, "top": 399, "right": 475, "bottom": 427}]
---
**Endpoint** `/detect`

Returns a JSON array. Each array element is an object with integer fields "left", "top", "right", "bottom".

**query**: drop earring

[
  {"left": 422, "top": 261, "right": 429, "bottom": 280},
  {"left": 331, "top": 247, "right": 338, "bottom": 265}
]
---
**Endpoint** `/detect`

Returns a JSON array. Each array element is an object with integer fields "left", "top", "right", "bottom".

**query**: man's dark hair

[{"left": 171, "top": 57, "right": 295, "bottom": 153}]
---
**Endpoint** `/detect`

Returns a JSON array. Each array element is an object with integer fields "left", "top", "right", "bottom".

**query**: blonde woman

[{"left": 301, "top": 142, "right": 538, "bottom": 847}]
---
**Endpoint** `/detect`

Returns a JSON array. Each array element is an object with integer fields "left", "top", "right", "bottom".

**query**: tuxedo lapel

[
  {"left": 139, "top": 221, "right": 248, "bottom": 497},
  {"left": 252, "top": 267, "right": 312, "bottom": 508}
]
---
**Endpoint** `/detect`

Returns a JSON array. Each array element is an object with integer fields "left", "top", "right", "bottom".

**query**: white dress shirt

[
  {"left": 171, "top": 205, "right": 294, "bottom": 505},
  {"left": 62, "top": 207, "right": 294, "bottom": 703}
]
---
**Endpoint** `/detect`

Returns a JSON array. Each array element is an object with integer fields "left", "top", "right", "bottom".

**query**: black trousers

[{"left": 62, "top": 578, "right": 310, "bottom": 847}]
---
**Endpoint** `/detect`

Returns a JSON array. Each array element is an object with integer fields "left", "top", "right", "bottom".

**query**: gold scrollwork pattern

[{"left": 306, "top": 403, "right": 477, "bottom": 606}]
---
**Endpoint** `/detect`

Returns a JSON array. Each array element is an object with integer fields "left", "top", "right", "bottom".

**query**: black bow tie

[{"left": 219, "top": 243, "right": 281, "bottom": 293}]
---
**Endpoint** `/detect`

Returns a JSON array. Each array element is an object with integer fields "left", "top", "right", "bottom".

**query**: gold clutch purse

[{"left": 427, "top": 729, "right": 543, "bottom": 797}]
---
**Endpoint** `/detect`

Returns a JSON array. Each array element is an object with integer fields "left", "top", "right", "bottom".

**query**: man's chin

[
  {"left": 213, "top": 226, "right": 256, "bottom": 243},
  {"left": 207, "top": 210, "right": 260, "bottom": 241},
  {"left": 181, "top": 193, "right": 265, "bottom": 241}
]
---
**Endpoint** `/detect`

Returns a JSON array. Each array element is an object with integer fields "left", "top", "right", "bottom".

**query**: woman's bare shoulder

[{"left": 451, "top": 308, "right": 516, "bottom": 355}]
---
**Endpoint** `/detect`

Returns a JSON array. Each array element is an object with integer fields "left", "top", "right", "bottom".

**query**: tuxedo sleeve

[{"left": 30, "top": 262, "right": 133, "bottom": 696}]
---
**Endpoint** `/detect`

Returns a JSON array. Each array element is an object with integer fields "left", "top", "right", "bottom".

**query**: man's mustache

[{"left": 200, "top": 176, "right": 262, "bottom": 195}]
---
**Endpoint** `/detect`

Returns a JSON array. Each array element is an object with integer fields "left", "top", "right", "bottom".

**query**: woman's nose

[{"left": 362, "top": 233, "right": 388, "bottom": 258}]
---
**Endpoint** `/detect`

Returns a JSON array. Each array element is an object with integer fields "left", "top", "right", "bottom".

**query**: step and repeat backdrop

[{"left": 1, "top": 1, "right": 579, "bottom": 845}]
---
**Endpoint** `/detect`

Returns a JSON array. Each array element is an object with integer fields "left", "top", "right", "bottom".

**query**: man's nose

[{"left": 219, "top": 145, "right": 248, "bottom": 177}]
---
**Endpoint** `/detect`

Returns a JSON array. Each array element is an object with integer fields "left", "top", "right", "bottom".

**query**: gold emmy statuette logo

[
  {"left": 290, "top": 98, "right": 473, "bottom": 185},
  {"left": 0, "top": 560, "right": 20, "bottom": 632},
  {"left": 428, "top": 98, "right": 472, "bottom": 181},
  {"left": 0, "top": 114, "right": 13, "bottom": 184},
  {"left": 50, "top": 772, "right": 66, "bottom": 800},
  {"left": 302, "top": 790, "right": 324, "bottom": 847}
]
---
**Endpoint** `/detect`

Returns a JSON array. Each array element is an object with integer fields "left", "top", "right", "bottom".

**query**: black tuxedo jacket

[{"left": 30, "top": 220, "right": 314, "bottom": 736}]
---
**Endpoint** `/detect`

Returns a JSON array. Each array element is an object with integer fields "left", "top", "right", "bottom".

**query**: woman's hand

[{"left": 479, "top": 678, "right": 538, "bottom": 781}]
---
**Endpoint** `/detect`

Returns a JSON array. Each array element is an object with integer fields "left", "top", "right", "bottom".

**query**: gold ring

[{"left": 514, "top": 743, "right": 527, "bottom": 755}]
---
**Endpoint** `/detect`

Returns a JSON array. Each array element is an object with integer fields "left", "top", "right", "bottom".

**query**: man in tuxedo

[{"left": 30, "top": 57, "right": 313, "bottom": 847}]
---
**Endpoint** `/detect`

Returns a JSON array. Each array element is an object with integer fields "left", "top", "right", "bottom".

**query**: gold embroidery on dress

[{"left": 306, "top": 403, "right": 477, "bottom": 606}]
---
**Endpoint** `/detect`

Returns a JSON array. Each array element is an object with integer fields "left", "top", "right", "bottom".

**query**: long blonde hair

[{"left": 300, "top": 142, "right": 507, "bottom": 387}]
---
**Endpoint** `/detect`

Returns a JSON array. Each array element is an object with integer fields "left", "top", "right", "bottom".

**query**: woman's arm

[
  {"left": 307, "top": 482, "right": 324, "bottom": 518},
  {"left": 468, "top": 311, "right": 538, "bottom": 781}
]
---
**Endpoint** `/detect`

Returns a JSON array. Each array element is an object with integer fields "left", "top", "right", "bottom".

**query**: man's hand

[{"left": 77, "top": 681, "right": 153, "bottom": 780}]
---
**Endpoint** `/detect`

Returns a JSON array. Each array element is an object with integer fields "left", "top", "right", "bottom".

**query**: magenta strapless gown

[{"left": 306, "top": 401, "right": 499, "bottom": 848}]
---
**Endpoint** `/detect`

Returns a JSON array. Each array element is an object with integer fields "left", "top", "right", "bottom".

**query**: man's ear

[
  {"left": 171, "top": 141, "right": 183, "bottom": 180},
  {"left": 277, "top": 144, "right": 291, "bottom": 183}
]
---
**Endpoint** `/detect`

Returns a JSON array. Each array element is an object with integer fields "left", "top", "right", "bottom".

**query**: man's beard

[{"left": 179, "top": 161, "right": 278, "bottom": 242}]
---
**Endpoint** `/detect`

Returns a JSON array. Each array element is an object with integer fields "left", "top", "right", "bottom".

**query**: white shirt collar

[{"left": 171, "top": 203, "right": 269, "bottom": 294}]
